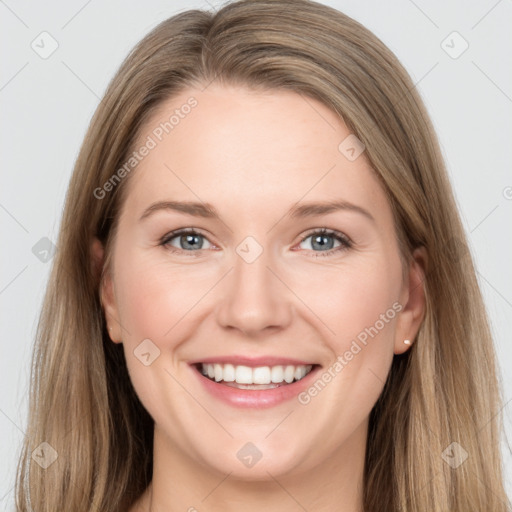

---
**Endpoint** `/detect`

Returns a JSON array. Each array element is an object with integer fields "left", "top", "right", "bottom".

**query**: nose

[{"left": 216, "top": 245, "right": 293, "bottom": 337}]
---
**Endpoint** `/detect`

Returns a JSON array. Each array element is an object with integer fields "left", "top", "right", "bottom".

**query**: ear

[
  {"left": 394, "top": 246, "right": 427, "bottom": 354},
  {"left": 91, "top": 237, "right": 122, "bottom": 343}
]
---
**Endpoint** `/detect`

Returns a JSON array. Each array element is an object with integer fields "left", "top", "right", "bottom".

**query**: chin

[{"left": 197, "top": 444, "right": 307, "bottom": 481}]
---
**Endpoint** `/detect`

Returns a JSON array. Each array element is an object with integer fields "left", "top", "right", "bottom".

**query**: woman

[{"left": 15, "top": 0, "right": 511, "bottom": 510}]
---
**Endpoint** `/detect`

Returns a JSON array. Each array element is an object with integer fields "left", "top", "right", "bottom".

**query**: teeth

[
  {"left": 294, "top": 366, "right": 306, "bottom": 380},
  {"left": 253, "top": 366, "right": 271, "bottom": 384},
  {"left": 200, "top": 363, "right": 314, "bottom": 385},
  {"left": 271, "top": 365, "right": 284, "bottom": 383},
  {"left": 235, "top": 365, "right": 253, "bottom": 384},
  {"left": 223, "top": 364, "right": 235, "bottom": 382},
  {"left": 284, "top": 365, "right": 295, "bottom": 383},
  {"left": 214, "top": 364, "right": 223, "bottom": 382}
]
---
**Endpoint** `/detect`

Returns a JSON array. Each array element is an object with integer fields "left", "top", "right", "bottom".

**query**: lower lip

[{"left": 191, "top": 364, "right": 321, "bottom": 409}]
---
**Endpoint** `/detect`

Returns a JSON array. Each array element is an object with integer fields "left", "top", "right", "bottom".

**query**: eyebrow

[{"left": 139, "top": 199, "right": 375, "bottom": 223}]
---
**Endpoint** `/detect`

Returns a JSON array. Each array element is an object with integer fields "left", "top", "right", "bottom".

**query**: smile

[
  {"left": 190, "top": 359, "right": 322, "bottom": 408},
  {"left": 199, "top": 363, "right": 314, "bottom": 388}
]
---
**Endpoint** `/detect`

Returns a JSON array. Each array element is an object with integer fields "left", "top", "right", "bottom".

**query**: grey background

[{"left": 1, "top": 0, "right": 511, "bottom": 508}]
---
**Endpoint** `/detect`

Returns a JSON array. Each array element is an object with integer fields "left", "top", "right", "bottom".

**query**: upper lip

[{"left": 189, "top": 355, "right": 319, "bottom": 368}]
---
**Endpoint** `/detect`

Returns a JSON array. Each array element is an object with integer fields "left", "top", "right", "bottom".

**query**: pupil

[
  {"left": 313, "top": 234, "right": 333, "bottom": 250},
  {"left": 182, "top": 234, "right": 201, "bottom": 250}
]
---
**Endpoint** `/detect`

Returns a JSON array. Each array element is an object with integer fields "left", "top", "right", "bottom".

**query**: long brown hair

[{"left": 15, "top": 1, "right": 511, "bottom": 510}]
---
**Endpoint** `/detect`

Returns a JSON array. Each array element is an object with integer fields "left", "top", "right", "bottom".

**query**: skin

[{"left": 93, "top": 83, "right": 426, "bottom": 512}]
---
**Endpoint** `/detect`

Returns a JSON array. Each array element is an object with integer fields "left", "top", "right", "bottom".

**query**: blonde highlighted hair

[{"left": 15, "top": 0, "right": 511, "bottom": 510}]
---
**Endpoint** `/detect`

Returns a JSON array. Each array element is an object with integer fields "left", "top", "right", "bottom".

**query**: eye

[
  {"left": 297, "top": 228, "right": 352, "bottom": 257},
  {"left": 159, "top": 227, "right": 352, "bottom": 258},
  {"left": 160, "top": 228, "right": 214, "bottom": 255}
]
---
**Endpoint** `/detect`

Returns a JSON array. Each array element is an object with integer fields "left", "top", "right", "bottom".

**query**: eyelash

[{"left": 159, "top": 227, "right": 352, "bottom": 258}]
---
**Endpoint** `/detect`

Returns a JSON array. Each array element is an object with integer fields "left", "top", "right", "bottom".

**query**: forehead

[{"left": 120, "top": 84, "right": 388, "bottom": 224}]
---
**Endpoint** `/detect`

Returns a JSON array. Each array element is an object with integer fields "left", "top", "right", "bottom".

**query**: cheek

[
  {"left": 336, "top": 268, "right": 399, "bottom": 352},
  {"left": 286, "top": 253, "right": 402, "bottom": 356},
  {"left": 289, "top": 257, "right": 402, "bottom": 450},
  {"left": 114, "top": 254, "right": 201, "bottom": 344},
  {"left": 112, "top": 254, "right": 200, "bottom": 422}
]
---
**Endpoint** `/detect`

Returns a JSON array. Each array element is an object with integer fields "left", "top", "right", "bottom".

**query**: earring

[{"left": 404, "top": 339, "right": 411, "bottom": 345}]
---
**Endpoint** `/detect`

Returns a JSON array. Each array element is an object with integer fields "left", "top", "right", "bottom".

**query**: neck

[{"left": 131, "top": 421, "right": 367, "bottom": 512}]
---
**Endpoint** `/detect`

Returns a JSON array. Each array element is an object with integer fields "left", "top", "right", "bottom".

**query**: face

[{"left": 97, "top": 83, "right": 425, "bottom": 480}]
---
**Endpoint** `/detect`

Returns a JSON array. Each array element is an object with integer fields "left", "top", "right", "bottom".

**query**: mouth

[
  {"left": 193, "top": 362, "right": 317, "bottom": 390},
  {"left": 189, "top": 355, "right": 323, "bottom": 408}
]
